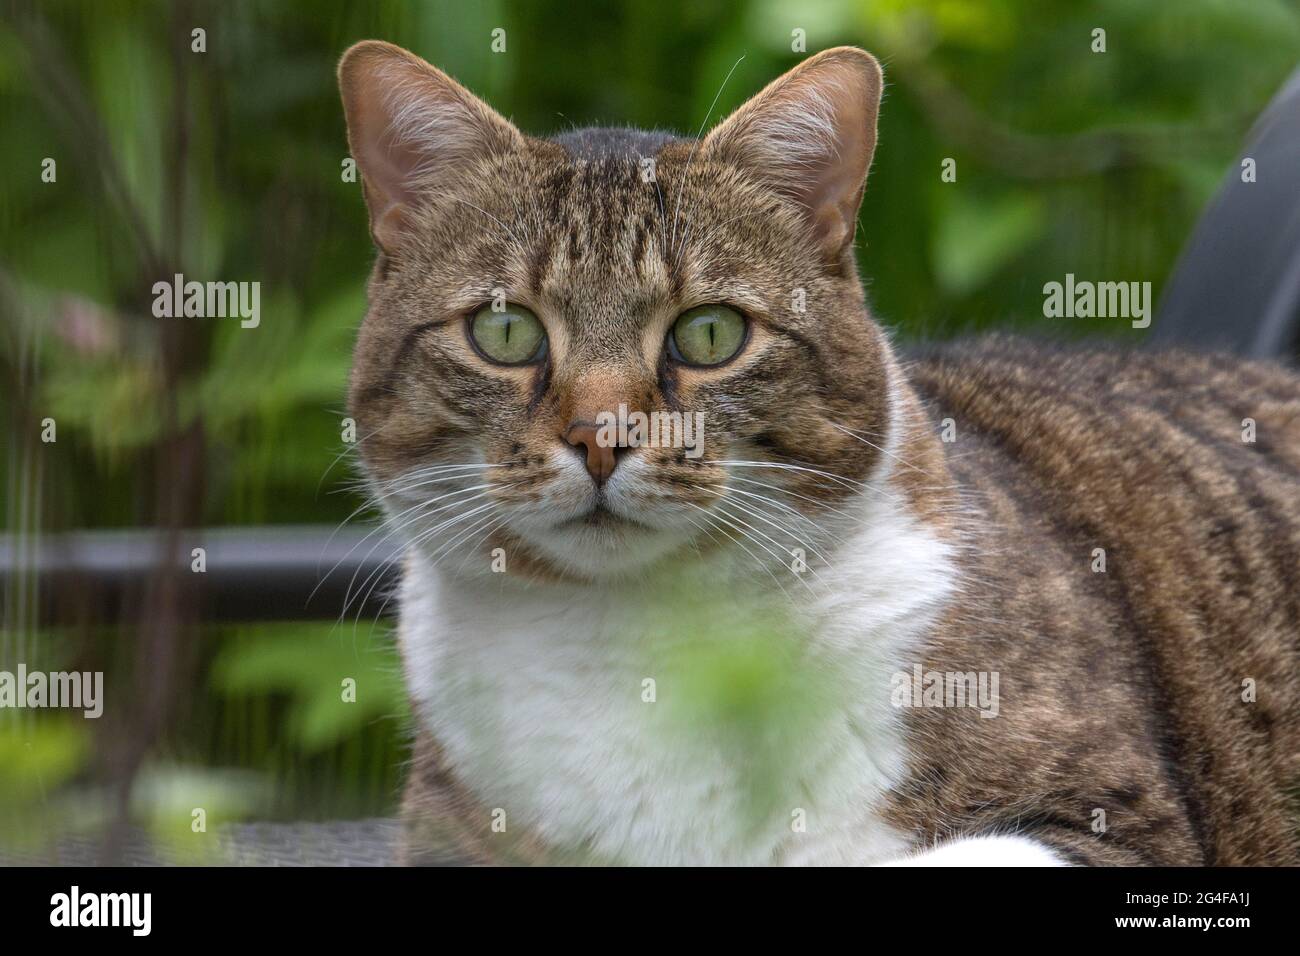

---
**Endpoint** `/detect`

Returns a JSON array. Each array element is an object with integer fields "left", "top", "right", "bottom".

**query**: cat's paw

[{"left": 878, "top": 834, "right": 1067, "bottom": 866}]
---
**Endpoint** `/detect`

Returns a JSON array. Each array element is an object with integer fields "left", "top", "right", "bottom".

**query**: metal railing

[{"left": 0, "top": 525, "right": 400, "bottom": 624}]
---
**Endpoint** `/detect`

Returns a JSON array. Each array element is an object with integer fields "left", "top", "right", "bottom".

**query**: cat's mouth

[
  {"left": 497, "top": 449, "right": 705, "bottom": 577},
  {"left": 557, "top": 503, "right": 647, "bottom": 531}
]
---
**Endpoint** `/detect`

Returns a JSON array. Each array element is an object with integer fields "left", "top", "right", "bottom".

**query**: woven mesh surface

[{"left": 2, "top": 818, "right": 402, "bottom": 867}]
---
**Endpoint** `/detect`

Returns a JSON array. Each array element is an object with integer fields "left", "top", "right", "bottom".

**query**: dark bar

[{"left": 0, "top": 526, "right": 402, "bottom": 624}]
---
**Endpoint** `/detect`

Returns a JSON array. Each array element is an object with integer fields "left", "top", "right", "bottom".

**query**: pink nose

[{"left": 563, "top": 422, "right": 617, "bottom": 486}]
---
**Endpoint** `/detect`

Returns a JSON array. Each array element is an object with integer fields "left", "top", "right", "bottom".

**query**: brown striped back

[{"left": 893, "top": 338, "right": 1300, "bottom": 864}]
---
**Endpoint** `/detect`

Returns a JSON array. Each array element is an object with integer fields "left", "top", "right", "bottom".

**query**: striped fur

[{"left": 891, "top": 340, "right": 1300, "bottom": 864}]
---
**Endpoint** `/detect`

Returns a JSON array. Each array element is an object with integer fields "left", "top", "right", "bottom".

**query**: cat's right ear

[
  {"left": 703, "top": 47, "right": 883, "bottom": 267},
  {"left": 338, "top": 41, "right": 523, "bottom": 253}
]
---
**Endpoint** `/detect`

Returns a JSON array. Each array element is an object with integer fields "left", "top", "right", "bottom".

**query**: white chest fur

[{"left": 398, "top": 490, "right": 960, "bottom": 866}]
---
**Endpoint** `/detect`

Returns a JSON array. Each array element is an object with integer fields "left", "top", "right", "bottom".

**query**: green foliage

[
  {"left": 210, "top": 623, "right": 408, "bottom": 753},
  {"left": 0, "top": 717, "right": 87, "bottom": 805},
  {"left": 0, "top": 717, "right": 89, "bottom": 848},
  {"left": 127, "top": 764, "right": 272, "bottom": 861},
  {"left": 637, "top": 581, "right": 851, "bottom": 836},
  {"left": 932, "top": 190, "right": 1045, "bottom": 297}
]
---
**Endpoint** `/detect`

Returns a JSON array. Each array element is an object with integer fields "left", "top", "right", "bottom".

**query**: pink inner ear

[
  {"left": 776, "top": 67, "right": 877, "bottom": 257},
  {"left": 348, "top": 65, "right": 449, "bottom": 218},
  {"left": 809, "top": 100, "right": 874, "bottom": 248},
  {"left": 703, "top": 50, "right": 881, "bottom": 261},
  {"left": 351, "top": 93, "right": 429, "bottom": 252},
  {"left": 370, "top": 202, "right": 411, "bottom": 253}
]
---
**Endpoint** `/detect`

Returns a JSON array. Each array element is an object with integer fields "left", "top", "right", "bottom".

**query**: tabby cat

[{"left": 337, "top": 41, "right": 1300, "bottom": 865}]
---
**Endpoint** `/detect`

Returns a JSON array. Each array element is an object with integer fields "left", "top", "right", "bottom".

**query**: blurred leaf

[
  {"left": 89, "top": 18, "right": 167, "bottom": 251},
  {"left": 130, "top": 763, "right": 270, "bottom": 859},
  {"left": 639, "top": 582, "right": 851, "bottom": 834},
  {"left": 932, "top": 190, "right": 1045, "bottom": 296},
  {"left": 211, "top": 624, "right": 406, "bottom": 752},
  {"left": 0, "top": 718, "right": 89, "bottom": 806}
]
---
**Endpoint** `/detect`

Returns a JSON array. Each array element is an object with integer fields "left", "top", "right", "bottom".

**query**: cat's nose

[{"left": 563, "top": 421, "right": 618, "bottom": 486}]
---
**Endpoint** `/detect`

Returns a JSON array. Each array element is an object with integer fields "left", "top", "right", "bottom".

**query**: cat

[{"left": 337, "top": 40, "right": 1300, "bottom": 865}]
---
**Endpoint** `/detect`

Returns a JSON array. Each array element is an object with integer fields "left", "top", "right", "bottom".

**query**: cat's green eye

[
  {"left": 468, "top": 303, "right": 547, "bottom": 365},
  {"left": 669, "top": 305, "right": 748, "bottom": 367}
]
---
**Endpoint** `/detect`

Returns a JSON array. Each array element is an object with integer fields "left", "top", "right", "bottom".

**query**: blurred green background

[{"left": 2, "top": 0, "right": 1298, "bottom": 857}]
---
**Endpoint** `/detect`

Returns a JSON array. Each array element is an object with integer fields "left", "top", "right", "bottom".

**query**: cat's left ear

[{"left": 703, "top": 47, "right": 883, "bottom": 265}]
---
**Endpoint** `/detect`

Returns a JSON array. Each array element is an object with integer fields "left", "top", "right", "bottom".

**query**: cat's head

[{"left": 339, "top": 41, "right": 895, "bottom": 580}]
